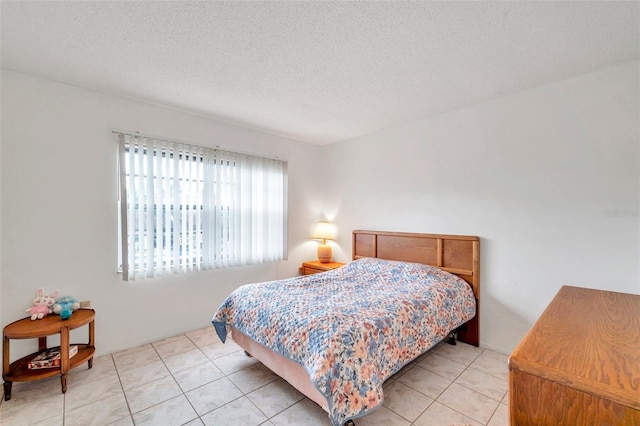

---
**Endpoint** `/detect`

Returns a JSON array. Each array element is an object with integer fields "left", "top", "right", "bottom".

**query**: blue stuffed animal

[{"left": 53, "top": 296, "right": 80, "bottom": 320}]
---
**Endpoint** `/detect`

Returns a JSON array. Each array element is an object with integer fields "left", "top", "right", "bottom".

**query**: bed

[{"left": 212, "top": 230, "right": 480, "bottom": 425}]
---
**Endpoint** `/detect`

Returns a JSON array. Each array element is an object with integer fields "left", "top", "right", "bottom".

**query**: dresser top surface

[{"left": 509, "top": 285, "right": 640, "bottom": 406}]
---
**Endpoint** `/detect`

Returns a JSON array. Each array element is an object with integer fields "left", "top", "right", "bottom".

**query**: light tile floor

[{"left": 0, "top": 327, "right": 509, "bottom": 426}]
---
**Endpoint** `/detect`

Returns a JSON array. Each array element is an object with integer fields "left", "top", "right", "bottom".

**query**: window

[{"left": 117, "top": 133, "right": 287, "bottom": 281}]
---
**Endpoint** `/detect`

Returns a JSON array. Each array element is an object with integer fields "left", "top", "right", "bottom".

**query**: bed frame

[{"left": 230, "top": 230, "right": 480, "bottom": 419}]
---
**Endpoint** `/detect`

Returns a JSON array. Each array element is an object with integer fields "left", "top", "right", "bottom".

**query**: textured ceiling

[{"left": 1, "top": 1, "right": 638, "bottom": 145}]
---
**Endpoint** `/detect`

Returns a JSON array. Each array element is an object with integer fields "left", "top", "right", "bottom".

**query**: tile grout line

[
  {"left": 154, "top": 333, "right": 274, "bottom": 425},
  {"left": 409, "top": 346, "right": 492, "bottom": 425},
  {"left": 174, "top": 333, "right": 214, "bottom": 424},
  {"left": 117, "top": 335, "right": 309, "bottom": 425},
  {"left": 428, "top": 362, "right": 481, "bottom": 424},
  {"left": 150, "top": 333, "right": 202, "bottom": 425},
  {"left": 3, "top": 329, "right": 509, "bottom": 426},
  {"left": 385, "top": 344, "right": 486, "bottom": 425},
  {"left": 181, "top": 332, "right": 211, "bottom": 426},
  {"left": 111, "top": 352, "right": 137, "bottom": 425}
]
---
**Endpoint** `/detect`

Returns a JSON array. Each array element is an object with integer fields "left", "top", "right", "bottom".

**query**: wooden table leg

[
  {"left": 87, "top": 318, "right": 95, "bottom": 369},
  {"left": 88, "top": 319, "right": 95, "bottom": 348},
  {"left": 3, "top": 335, "right": 11, "bottom": 400},
  {"left": 60, "top": 326, "right": 69, "bottom": 393},
  {"left": 3, "top": 381, "right": 11, "bottom": 401},
  {"left": 38, "top": 336, "right": 47, "bottom": 352}
]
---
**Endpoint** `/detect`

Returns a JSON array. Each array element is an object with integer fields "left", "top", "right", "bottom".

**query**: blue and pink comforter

[{"left": 211, "top": 257, "right": 476, "bottom": 425}]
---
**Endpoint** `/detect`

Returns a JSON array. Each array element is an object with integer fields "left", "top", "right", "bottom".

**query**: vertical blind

[{"left": 117, "top": 133, "right": 287, "bottom": 281}]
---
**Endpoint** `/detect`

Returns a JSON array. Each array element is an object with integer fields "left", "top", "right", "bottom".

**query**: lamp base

[{"left": 317, "top": 244, "right": 332, "bottom": 263}]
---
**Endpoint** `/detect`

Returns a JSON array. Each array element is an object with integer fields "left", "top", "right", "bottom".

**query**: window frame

[{"left": 117, "top": 133, "right": 288, "bottom": 280}]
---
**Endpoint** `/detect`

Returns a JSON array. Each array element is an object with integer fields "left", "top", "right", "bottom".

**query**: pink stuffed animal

[{"left": 25, "top": 289, "right": 59, "bottom": 320}]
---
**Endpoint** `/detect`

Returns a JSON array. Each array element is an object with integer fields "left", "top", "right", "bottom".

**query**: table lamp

[{"left": 311, "top": 221, "right": 335, "bottom": 263}]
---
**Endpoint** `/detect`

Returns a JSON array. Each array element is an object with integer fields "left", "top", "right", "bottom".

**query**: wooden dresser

[{"left": 509, "top": 286, "right": 640, "bottom": 425}]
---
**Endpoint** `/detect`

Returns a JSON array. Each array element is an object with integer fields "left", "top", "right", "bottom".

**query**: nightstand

[
  {"left": 3, "top": 309, "right": 96, "bottom": 400},
  {"left": 301, "top": 260, "right": 345, "bottom": 275}
]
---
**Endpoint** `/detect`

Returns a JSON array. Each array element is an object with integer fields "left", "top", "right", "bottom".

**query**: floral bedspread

[{"left": 211, "top": 257, "right": 476, "bottom": 425}]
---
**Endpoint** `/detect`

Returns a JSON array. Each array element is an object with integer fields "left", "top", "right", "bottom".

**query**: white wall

[
  {"left": 323, "top": 61, "right": 640, "bottom": 354},
  {"left": 1, "top": 70, "right": 323, "bottom": 358}
]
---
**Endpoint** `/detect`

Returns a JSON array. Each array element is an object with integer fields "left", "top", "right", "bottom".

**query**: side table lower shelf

[{"left": 3, "top": 344, "right": 95, "bottom": 397}]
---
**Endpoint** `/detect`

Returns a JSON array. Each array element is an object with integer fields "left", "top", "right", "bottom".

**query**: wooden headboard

[{"left": 352, "top": 230, "right": 480, "bottom": 347}]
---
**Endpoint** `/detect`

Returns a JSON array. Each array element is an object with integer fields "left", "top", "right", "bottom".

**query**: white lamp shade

[{"left": 311, "top": 221, "right": 335, "bottom": 241}]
